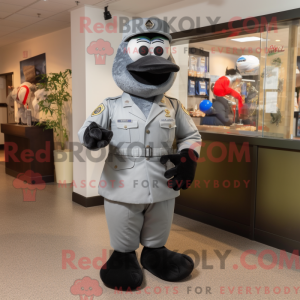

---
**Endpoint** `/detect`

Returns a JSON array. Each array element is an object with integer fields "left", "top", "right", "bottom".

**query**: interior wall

[
  {"left": 167, "top": 44, "right": 189, "bottom": 106},
  {"left": 0, "top": 27, "right": 72, "bottom": 146},
  {"left": 0, "top": 27, "right": 71, "bottom": 87},
  {"left": 71, "top": 6, "right": 129, "bottom": 198},
  {"left": 202, "top": 43, "right": 239, "bottom": 76}
]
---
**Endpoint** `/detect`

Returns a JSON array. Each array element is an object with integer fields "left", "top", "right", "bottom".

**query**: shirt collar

[{"left": 157, "top": 95, "right": 167, "bottom": 107}]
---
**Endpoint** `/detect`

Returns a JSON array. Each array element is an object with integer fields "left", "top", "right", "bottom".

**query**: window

[{"left": 170, "top": 20, "right": 300, "bottom": 139}]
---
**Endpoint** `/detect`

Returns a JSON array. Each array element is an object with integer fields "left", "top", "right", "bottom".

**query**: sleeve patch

[
  {"left": 181, "top": 103, "right": 190, "bottom": 116},
  {"left": 92, "top": 104, "right": 105, "bottom": 116}
]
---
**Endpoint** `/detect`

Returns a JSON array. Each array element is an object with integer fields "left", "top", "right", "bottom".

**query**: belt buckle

[{"left": 145, "top": 146, "right": 152, "bottom": 158}]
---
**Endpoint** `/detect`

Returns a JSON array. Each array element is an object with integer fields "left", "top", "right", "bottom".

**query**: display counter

[
  {"left": 176, "top": 129, "right": 300, "bottom": 254},
  {"left": 195, "top": 123, "right": 300, "bottom": 140},
  {"left": 196, "top": 123, "right": 259, "bottom": 136},
  {"left": 0, "top": 103, "right": 7, "bottom": 145},
  {"left": 1, "top": 124, "right": 54, "bottom": 183}
]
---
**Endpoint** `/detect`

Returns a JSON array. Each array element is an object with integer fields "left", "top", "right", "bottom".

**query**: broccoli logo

[
  {"left": 13, "top": 170, "right": 46, "bottom": 202},
  {"left": 87, "top": 39, "right": 114, "bottom": 65},
  {"left": 70, "top": 276, "right": 103, "bottom": 300}
]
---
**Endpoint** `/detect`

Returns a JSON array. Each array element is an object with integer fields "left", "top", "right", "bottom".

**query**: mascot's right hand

[{"left": 84, "top": 122, "right": 113, "bottom": 150}]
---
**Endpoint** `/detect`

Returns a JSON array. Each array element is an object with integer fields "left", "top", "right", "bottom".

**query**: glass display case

[{"left": 169, "top": 20, "right": 300, "bottom": 139}]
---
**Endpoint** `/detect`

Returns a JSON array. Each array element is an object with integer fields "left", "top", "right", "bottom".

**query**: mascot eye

[
  {"left": 154, "top": 46, "right": 163, "bottom": 56},
  {"left": 150, "top": 39, "right": 170, "bottom": 59},
  {"left": 127, "top": 38, "right": 150, "bottom": 61},
  {"left": 139, "top": 46, "right": 149, "bottom": 56}
]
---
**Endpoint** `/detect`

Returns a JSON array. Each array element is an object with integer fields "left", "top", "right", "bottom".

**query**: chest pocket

[
  {"left": 159, "top": 119, "right": 176, "bottom": 144},
  {"left": 112, "top": 119, "right": 139, "bottom": 143}
]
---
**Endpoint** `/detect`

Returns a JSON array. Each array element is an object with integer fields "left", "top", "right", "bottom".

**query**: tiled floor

[{"left": 0, "top": 156, "right": 300, "bottom": 299}]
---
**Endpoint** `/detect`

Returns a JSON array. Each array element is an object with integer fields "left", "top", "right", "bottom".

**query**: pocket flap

[
  {"left": 117, "top": 119, "right": 138, "bottom": 129},
  {"left": 160, "top": 119, "right": 176, "bottom": 129},
  {"left": 106, "top": 154, "right": 135, "bottom": 170}
]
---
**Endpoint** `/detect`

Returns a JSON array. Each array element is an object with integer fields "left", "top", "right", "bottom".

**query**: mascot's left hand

[{"left": 160, "top": 149, "right": 198, "bottom": 191}]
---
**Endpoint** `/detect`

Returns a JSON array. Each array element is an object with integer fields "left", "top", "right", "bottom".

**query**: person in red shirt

[{"left": 213, "top": 69, "right": 243, "bottom": 112}]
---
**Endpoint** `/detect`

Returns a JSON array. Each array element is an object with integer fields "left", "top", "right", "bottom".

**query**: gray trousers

[{"left": 104, "top": 198, "right": 175, "bottom": 252}]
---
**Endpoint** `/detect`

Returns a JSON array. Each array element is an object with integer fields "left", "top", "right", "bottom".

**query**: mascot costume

[
  {"left": 78, "top": 18, "right": 202, "bottom": 290},
  {"left": 32, "top": 88, "right": 49, "bottom": 121},
  {"left": 236, "top": 55, "right": 259, "bottom": 76},
  {"left": 7, "top": 82, "right": 36, "bottom": 123}
]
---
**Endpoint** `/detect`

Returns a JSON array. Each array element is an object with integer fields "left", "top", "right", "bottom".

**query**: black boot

[
  {"left": 141, "top": 246, "right": 194, "bottom": 281},
  {"left": 100, "top": 250, "right": 143, "bottom": 290}
]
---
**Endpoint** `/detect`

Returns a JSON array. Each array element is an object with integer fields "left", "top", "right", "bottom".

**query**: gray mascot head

[{"left": 112, "top": 18, "right": 179, "bottom": 98}]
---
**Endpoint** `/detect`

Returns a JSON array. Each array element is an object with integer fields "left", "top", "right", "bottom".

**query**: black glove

[
  {"left": 160, "top": 149, "right": 198, "bottom": 191},
  {"left": 83, "top": 122, "right": 113, "bottom": 150}
]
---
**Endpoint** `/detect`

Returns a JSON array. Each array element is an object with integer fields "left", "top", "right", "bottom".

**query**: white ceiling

[
  {"left": 0, "top": 0, "right": 183, "bottom": 48},
  {"left": 107, "top": 0, "right": 182, "bottom": 14}
]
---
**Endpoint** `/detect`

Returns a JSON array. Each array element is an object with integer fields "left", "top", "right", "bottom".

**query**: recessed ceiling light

[
  {"left": 276, "top": 40, "right": 280, "bottom": 42},
  {"left": 242, "top": 79, "right": 255, "bottom": 82},
  {"left": 231, "top": 37, "right": 265, "bottom": 42}
]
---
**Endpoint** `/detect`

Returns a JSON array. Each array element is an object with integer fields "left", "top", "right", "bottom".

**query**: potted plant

[{"left": 37, "top": 69, "right": 73, "bottom": 183}]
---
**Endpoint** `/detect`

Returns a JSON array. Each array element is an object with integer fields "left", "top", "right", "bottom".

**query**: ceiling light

[
  {"left": 242, "top": 79, "right": 255, "bottom": 82},
  {"left": 276, "top": 39, "right": 280, "bottom": 42},
  {"left": 231, "top": 37, "right": 261, "bottom": 42}
]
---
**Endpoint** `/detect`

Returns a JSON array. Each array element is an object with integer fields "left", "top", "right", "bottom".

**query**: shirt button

[{"left": 146, "top": 130, "right": 150, "bottom": 134}]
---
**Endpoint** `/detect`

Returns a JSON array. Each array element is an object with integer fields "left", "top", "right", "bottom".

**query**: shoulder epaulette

[
  {"left": 164, "top": 95, "right": 180, "bottom": 116},
  {"left": 106, "top": 95, "right": 122, "bottom": 101},
  {"left": 165, "top": 95, "right": 178, "bottom": 101}
]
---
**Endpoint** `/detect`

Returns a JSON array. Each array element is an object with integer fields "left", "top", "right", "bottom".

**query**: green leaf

[{"left": 35, "top": 68, "right": 72, "bottom": 148}]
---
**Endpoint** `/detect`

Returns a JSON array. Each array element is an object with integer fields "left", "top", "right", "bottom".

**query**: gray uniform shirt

[{"left": 78, "top": 92, "right": 202, "bottom": 204}]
